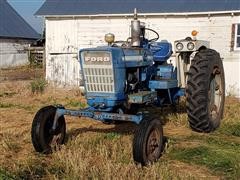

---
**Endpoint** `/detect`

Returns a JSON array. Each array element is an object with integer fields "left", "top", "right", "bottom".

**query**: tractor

[{"left": 31, "top": 9, "right": 225, "bottom": 166}]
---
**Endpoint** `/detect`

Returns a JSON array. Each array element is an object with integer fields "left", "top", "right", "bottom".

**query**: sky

[{"left": 8, "top": 0, "right": 44, "bottom": 33}]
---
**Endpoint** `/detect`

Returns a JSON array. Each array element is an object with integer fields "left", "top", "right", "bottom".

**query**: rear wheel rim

[{"left": 209, "top": 68, "right": 223, "bottom": 121}]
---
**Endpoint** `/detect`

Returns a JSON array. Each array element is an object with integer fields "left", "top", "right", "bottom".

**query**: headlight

[
  {"left": 187, "top": 42, "right": 195, "bottom": 50},
  {"left": 105, "top": 33, "right": 115, "bottom": 44},
  {"left": 176, "top": 43, "right": 184, "bottom": 51}
]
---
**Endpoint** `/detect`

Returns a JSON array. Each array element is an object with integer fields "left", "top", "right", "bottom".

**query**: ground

[{"left": 0, "top": 66, "right": 239, "bottom": 179}]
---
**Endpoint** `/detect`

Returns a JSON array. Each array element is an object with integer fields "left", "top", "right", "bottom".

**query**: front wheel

[
  {"left": 31, "top": 106, "right": 66, "bottom": 153},
  {"left": 133, "top": 118, "right": 164, "bottom": 166}
]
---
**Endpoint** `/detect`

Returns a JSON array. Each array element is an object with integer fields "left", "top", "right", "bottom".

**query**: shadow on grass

[
  {"left": 63, "top": 99, "right": 187, "bottom": 142},
  {"left": 67, "top": 122, "right": 137, "bottom": 139},
  {"left": 66, "top": 113, "right": 171, "bottom": 137},
  {"left": 66, "top": 121, "right": 169, "bottom": 154}
]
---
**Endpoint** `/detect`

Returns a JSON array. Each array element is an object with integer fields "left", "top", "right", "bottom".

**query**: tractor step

[{"left": 128, "top": 91, "right": 157, "bottom": 104}]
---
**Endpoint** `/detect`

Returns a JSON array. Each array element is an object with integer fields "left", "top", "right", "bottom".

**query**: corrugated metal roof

[
  {"left": 0, "top": 0, "right": 40, "bottom": 39},
  {"left": 35, "top": 0, "right": 240, "bottom": 16}
]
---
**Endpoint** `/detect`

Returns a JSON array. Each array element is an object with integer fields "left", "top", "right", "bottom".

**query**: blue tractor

[{"left": 31, "top": 9, "right": 225, "bottom": 166}]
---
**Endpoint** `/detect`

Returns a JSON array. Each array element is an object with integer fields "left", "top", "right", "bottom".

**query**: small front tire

[
  {"left": 31, "top": 106, "right": 66, "bottom": 153},
  {"left": 133, "top": 118, "right": 164, "bottom": 166}
]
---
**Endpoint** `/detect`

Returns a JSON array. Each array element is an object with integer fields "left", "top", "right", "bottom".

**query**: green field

[{"left": 0, "top": 67, "right": 239, "bottom": 179}]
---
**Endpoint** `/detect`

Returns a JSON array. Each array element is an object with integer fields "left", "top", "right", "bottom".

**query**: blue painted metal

[
  {"left": 54, "top": 108, "right": 143, "bottom": 125},
  {"left": 128, "top": 91, "right": 157, "bottom": 104},
  {"left": 86, "top": 93, "right": 124, "bottom": 112},
  {"left": 79, "top": 46, "right": 156, "bottom": 112},
  {"left": 156, "top": 65, "right": 175, "bottom": 79},
  {"left": 79, "top": 47, "right": 126, "bottom": 111},
  {"left": 150, "top": 41, "right": 172, "bottom": 63},
  {"left": 173, "top": 88, "right": 185, "bottom": 100},
  {"left": 78, "top": 40, "right": 183, "bottom": 112},
  {"left": 74, "top": 17, "right": 187, "bottom": 120},
  {"left": 149, "top": 80, "right": 178, "bottom": 89},
  {"left": 36, "top": 0, "right": 240, "bottom": 16}
]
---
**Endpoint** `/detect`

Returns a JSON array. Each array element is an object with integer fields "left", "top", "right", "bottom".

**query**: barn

[
  {"left": 0, "top": 0, "right": 40, "bottom": 68},
  {"left": 36, "top": 0, "right": 240, "bottom": 97}
]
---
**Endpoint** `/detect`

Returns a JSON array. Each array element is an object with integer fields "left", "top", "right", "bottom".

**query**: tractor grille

[
  {"left": 81, "top": 51, "right": 114, "bottom": 93},
  {"left": 83, "top": 67, "right": 114, "bottom": 93}
]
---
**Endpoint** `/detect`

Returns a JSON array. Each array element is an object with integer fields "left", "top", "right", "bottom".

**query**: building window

[{"left": 235, "top": 24, "right": 240, "bottom": 50}]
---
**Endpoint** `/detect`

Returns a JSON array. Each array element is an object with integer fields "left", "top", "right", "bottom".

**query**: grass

[
  {"left": 0, "top": 169, "right": 15, "bottom": 180},
  {"left": 0, "top": 102, "right": 34, "bottom": 111},
  {"left": 0, "top": 91, "right": 16, "bottom": 98},
  {"left": 0, "top": 70, "right": 239, "bottom": 179},
  {"left": 169, "top": 136, "right": 240, "bottom": 178},
  {"left": 220, "top": 123, "right": 240, "bottom": 137},
  {"left": 65, "top": 97, "right": 86, "bottom": 108},
  {"left": 1, "top": 134, "right": 22, "bottom": 153},
  {"left": 170, "top": 146, "right": 239, "bottom": 176},
  {"left": 103, "top": 132, "right": 121, "bottom": 140}
]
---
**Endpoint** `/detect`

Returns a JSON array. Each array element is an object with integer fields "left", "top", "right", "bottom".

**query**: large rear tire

[
  {"left": 186, "top": 49, "right": 225, "bottom": 132},
  {"left": 31, "top": 106, "right": 66, "bottom": 153},
  {"left": 133, "top": 118, "right": 164, "bottom": 166}
]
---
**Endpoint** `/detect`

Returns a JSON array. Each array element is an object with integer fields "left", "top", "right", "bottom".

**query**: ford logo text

[{"left": 85, "top": 57, "right": 110, "bottom": 62}]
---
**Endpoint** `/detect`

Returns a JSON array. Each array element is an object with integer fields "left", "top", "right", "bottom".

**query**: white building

[
  {"left": 36, "top": 0, "right": 240, "bottom": 97},
  {"left": 0, "top": 0, "right": 39, "bottom": 68}
]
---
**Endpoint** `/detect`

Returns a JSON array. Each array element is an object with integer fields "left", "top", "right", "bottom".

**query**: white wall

[
  {"left": 45, "top": 14, "right": 240, "bottom": 97},
  {"left": 0, "top": 39, "right": 31, "bottom": 68}
]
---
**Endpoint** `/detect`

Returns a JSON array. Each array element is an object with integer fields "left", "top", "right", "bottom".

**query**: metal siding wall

[
  {"left": 46, "top": 54, "right": 80, "bottom": 87},
  {"left": 0, "top": 39, "right": 29, "bottom": 68},
  {"left": 76, "top": 18, "right": 131, "bottom": 48},
  {"left": 45, "top": 15, "right": 240, "bottom": 97},
  {"left": 46, "top": 19, "right": 81, "bottom": 87},
  {"left": 46, "top": 19, "right": 78, "bottom": 53},
  {"left": 223, "top": 61, "right": 240, "bottom": 97}
]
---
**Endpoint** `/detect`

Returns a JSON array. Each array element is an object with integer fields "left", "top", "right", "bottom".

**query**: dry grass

[{"left": 0, "top": 67, "right": 239, "bottom": 179}]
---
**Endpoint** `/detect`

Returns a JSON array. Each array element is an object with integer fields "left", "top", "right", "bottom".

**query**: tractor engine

[{"left": 79, "top": 47, "right": 154, "bottom": 112}]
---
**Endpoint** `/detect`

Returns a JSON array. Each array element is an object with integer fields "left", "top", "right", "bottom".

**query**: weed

[{"left": 29, "top": 78, "right": 47, "bottom": 94}]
